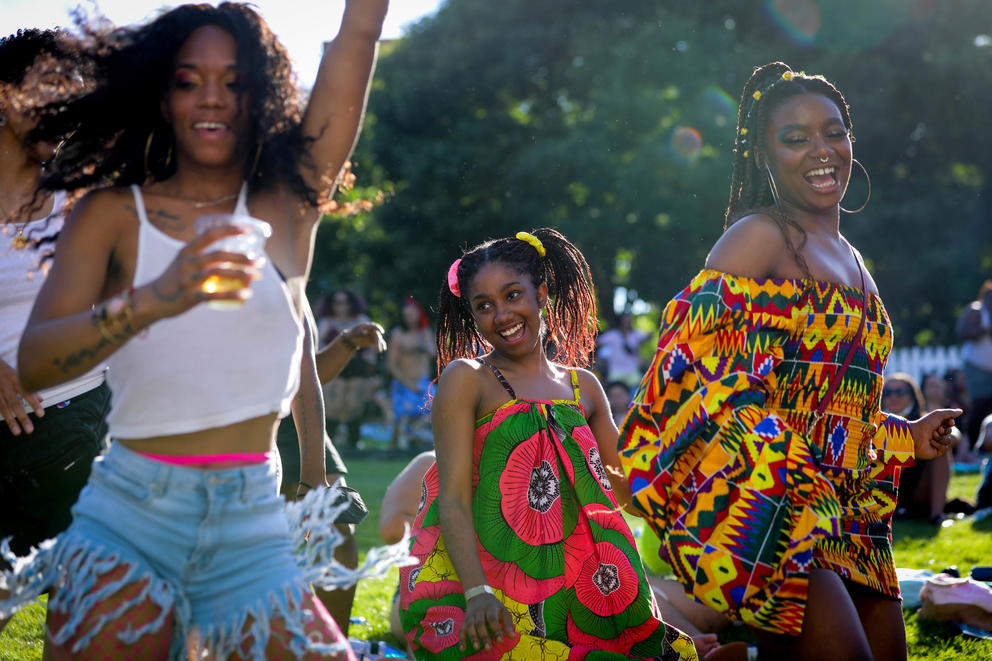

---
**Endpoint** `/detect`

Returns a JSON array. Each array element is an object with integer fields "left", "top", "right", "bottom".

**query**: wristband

[{"left": 464, "top": 584, "right": 494, "bottom": 601}]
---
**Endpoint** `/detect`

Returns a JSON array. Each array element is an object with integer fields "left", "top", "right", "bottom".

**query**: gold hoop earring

[
  {"left": 143, "top": 129, "right": 173, "bottom": 177},
  {"left": 840, "top": 158, "right": 871, "bottom": 214},
  {"left": 247, "top": 141, "right": 263, "bottom": 182},
  {"left": 764, "top": 162, "right": 781, "bottom": 208}
]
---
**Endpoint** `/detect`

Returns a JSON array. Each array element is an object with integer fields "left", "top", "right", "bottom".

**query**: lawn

[{"left": 2, "top": 459, "right": 990, "bottom": 660}]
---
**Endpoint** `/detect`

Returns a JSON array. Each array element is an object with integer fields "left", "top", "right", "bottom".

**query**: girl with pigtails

[
  {"left": 618, "top": 62, "right": 960, "bottom": 660},
  {"left": 398, "top": 228, "right": 696, "bottom": 660}
]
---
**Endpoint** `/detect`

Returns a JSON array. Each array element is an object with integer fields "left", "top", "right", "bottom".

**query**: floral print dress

[{"left": 399, "top": 362, "right": 696, "bottom": 660}]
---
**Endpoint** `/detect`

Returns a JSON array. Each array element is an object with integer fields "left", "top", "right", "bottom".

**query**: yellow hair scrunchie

[{"left": 515, "top": 231, "right": 546, "bottom": 257}]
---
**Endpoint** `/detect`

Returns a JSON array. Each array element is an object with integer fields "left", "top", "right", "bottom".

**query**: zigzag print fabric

[{"left": 618, "top": 269, "right": 914, "bottom": 636}]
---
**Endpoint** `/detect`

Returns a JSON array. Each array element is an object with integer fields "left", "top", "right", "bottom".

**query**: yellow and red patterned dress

[{"left": 618, "top": 270, "right": 915, "bottom": 636}]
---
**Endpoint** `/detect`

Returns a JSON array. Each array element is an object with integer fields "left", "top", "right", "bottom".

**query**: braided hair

[
  {"left": 725, "top": 62, "right": 854, "bottom": 279},
  {"left": 436, "top": 228, "right": 597, "bottom": 372},
  {"left": 29, "top": 3, "right": 318, "bottom": 204}
]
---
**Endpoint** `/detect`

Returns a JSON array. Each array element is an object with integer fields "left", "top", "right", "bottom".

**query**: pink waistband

[{"left": 136, "top": 451, "right": 272, "bottom": 466}]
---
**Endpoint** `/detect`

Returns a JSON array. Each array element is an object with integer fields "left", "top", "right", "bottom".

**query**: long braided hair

[
  {"left": 436, "top": 228, "right": 598, "bottom": 372},
  {"left": 725, "top": 62, "right": 854, "bottom": 279}
]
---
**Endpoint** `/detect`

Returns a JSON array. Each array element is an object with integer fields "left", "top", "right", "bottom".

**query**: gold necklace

[
  {"left": 155, "top": 186, "right": 240, "bottom": 209},
  {"left": 183, "top": 192, "right": 239, "bottom": 209}
]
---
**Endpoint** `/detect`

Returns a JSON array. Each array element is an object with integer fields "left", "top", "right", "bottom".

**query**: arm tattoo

[{"left": 53, "top": 336, "right": 111, "bottom": 374}]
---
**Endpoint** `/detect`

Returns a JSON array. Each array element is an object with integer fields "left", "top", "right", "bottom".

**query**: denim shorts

[
  {"left": 0, "top": 442, "right": 412, "bottom": 659},
  {"left": 0, "top": 382, "right": 109, "bottom": 557}
]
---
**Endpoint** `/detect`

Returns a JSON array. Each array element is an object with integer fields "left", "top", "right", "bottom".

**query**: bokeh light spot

[
  {"left": 669, "top": 126, "right": 703, "bottom": 164},
  {"left": 766, "top": 0, "right": 821, "bottom": 44}
]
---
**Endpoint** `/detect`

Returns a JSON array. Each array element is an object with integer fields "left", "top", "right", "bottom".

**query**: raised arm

[
  {"left": 299, "top": 0, "right": 388, "bottom": 193},
  {"left": 315, "top": 321, "right": 386, "bottom": 385},
  {"left": 432, "top": 360, "right": 513, "bottom": 653},
  {"left": 957, "top": 302, "right": 987, "bottom": 342}
]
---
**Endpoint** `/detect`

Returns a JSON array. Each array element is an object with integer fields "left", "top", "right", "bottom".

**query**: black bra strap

[{"left": 477, "top": 359, "right": 516, "bottom": 399}]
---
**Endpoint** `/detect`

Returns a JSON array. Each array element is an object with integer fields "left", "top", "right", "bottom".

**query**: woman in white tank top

[{"left": 2, "top": 4, "right": 405, "bottom": 659}]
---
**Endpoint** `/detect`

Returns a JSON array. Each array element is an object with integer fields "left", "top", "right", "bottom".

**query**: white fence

[{"left": 885, "top": 345, "right": 962, "bottom": 382}]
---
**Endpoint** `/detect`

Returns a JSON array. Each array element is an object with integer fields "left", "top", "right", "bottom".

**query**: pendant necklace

[{"left": 0, "top": 198, "right": 29, "bottom": 250}]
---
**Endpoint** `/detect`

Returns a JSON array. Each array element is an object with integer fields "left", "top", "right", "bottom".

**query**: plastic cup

[{"left": 193, "top": 213, "right": 271, "bottom": 310}]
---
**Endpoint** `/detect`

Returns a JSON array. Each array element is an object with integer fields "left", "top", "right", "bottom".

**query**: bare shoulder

[
  {"left": 575, "top": 367, "right": 609, "bottom": 418},
  {"left": 437, "top": 358, "right": 485, "bottom": 394},
  {"left": 575, "top": 367, "right": 606, "bottom": 397},
  {"left": 71, "top": 186, "right": 135, "bottom": 227},
  {"left": 705, "top": 213, "right": 786, "bottom": 278}
]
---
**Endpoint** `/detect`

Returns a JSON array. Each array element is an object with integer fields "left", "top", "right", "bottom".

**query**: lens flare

[
  {"left": 765, "top": 0, "right": 821, "bottom": 44},
  {"left": 694, "top": 86, "right": 737, "bottom": 130},
  {"left": 669, "top": 126, "right": 703, "bottom": 164}
]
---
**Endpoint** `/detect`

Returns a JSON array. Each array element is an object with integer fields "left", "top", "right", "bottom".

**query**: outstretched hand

[
  {"left": 910, "top": 408, "right": 962, "bottom": 460},
  {"left": 342, "top": 322, "right": 387, "bottom": 353},
  {"left": 459, "top": 593, "right": 514, "bottom": 653}
]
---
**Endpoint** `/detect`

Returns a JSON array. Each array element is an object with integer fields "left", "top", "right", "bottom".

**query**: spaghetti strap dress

[
  {"left": 618, "top": 270, "right": 915, "bottom": 636},
  {"left": 399, "top": 361, "right": 697, "bottom": 660}
]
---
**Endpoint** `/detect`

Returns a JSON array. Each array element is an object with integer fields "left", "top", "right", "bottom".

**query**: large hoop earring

[
  {"left": 247, "top": 141, "right": 263, "bottom": 182},
  {"left": 840, "top": 158, "right": 871, "bottom": 214},
  {"left": 143, "top": 129, "right": 173, "bottom": 178},
  {"left": 764, "top": 162, "right": 781, "bottom": 208}
]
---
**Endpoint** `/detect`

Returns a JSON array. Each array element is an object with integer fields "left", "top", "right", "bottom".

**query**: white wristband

[{"left": 464, "top": 584, "right": 494, "bottom": 601}]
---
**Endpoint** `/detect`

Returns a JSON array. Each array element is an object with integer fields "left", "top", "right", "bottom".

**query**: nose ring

[{"left": 818, "top": 156, "right": 829, "bottom": 163}]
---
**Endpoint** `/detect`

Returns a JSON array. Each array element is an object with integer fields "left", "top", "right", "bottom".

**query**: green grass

[{"left": 2, "top": 459, "right": 990, "bottom": 660}]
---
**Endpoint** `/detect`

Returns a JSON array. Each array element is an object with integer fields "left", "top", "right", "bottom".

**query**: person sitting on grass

[{"left": 398, "top": 228, "right": 697, "bottom": 659}]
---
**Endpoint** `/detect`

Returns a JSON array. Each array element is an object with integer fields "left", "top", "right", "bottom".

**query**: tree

[{"left": 311, "top": 0, "right": 992, "bottom": 346}]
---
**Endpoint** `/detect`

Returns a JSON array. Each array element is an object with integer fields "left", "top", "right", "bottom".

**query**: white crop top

[{"left": 105, "top": 185, "right": 302, "bottom": 439}]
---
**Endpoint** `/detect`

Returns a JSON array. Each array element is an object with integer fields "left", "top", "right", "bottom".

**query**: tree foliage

[{"left": 311, "top": 0, "right": 992, "bottom": 345}]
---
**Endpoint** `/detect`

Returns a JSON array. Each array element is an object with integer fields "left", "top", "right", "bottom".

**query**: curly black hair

[
  {"left": 436, "top": 228, "right": 598, "bottom": 372},
  {"left": 725, "top": 62, "right": 854, "bottom": 279},
  {"left": 29, "top": 3, "right": 319, "bottom": 203},
  {"left": 0, "top": 28, "right": 79, "bottom": 87},
  {"left": 1, "top": 28, "right": 90, "bottom": 251}
]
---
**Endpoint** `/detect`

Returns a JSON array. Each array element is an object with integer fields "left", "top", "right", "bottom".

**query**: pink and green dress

[
  {"left": 399, "top": 362, "right": 697, "bottom": 660},
  {"left": 618, "top": 270, "right": 915, "bottom": 636}
]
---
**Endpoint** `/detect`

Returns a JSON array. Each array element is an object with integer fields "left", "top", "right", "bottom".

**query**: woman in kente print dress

[
  {"left": 399, "top": 228, "right": 696, "bottom": 660},
  {"left": 617, "top": 62, "right": 960, "bottom": 661}
]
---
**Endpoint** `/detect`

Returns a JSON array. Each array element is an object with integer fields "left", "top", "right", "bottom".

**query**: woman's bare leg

[
  {"left": 851, "top": 591, "right": 907, "bottom": 661},
  {"left": 752, "top": 569, "right": 873, "bottom": 661}
]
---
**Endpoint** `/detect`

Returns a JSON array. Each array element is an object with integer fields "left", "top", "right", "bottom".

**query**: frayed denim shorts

[{"left": 0, "top": 442, "right": 412, "bottom": 660}]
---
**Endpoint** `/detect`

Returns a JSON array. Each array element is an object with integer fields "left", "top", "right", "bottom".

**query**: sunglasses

[{"left": 882, "top": 386, "right": 911, "bottom": 398}]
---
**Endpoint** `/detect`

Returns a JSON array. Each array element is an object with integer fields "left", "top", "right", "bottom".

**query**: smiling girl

[{"left": 397, "top": 229, "right": 696, "bottom": 660}]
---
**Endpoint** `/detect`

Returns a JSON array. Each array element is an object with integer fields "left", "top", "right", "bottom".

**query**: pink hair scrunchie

[{"left": 447, "top": 258, "right": 462, "bottom": 297}]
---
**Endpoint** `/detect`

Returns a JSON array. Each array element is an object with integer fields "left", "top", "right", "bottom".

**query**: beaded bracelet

[{"left": 92, "top": 287, "right": 135, "bottom": 344}]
